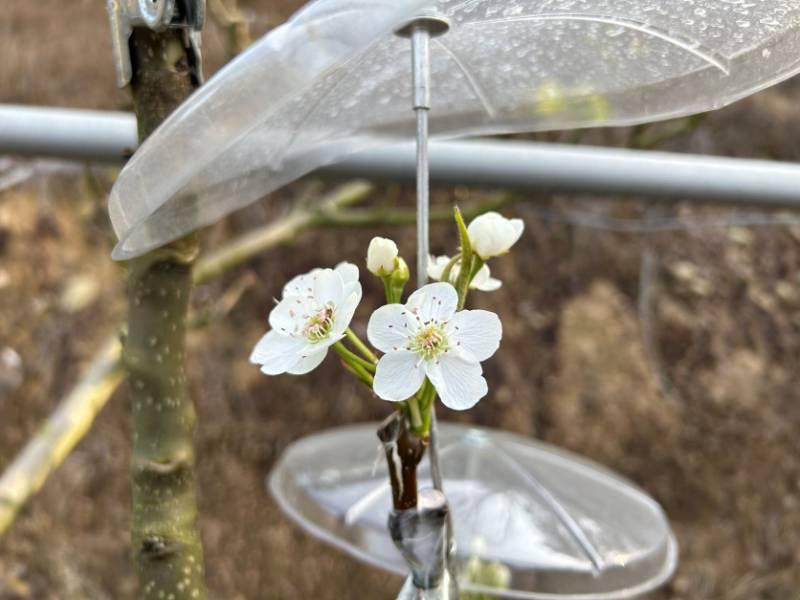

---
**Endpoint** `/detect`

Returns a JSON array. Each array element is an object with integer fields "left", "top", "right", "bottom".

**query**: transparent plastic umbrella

[
  {"left": 269, "top": 423, "right": 678, "bottom": 599},
  {"left": 109, "top": 0, "right": 800, "bottom": 259}
]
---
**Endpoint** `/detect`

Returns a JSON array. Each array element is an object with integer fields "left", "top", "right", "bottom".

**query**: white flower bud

[
  {"left": 467, "top": 212, "right": 525, "bottom": 259},
  {"left": 367, "top": 237, "right": 399, "bottom": 276}
]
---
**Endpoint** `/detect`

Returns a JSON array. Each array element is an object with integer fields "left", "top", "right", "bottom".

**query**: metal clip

[
  {"left": 107, "top": 0, "right": 206, "bottom": 88},
  {"left": 390, "top": 489, "right": 459, "bottom": 599}
]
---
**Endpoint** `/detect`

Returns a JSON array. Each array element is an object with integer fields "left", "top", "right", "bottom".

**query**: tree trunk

[{"left": 125, "top": 28, "right": 208, "bottom": 600}]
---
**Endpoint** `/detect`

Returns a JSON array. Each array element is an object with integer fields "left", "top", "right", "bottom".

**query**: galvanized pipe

[
  {"left": 1, "top": 104, "right": 800, "bottom": 209},
  {"left": 0, "top": 105, "right": 138, "bottom": 162}
]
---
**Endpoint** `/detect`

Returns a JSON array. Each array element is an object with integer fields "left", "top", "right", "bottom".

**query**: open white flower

[
  {"left": 467, "top": 212, "right": 524, "bottom": 259},
  {"left": 367, "top": 282, "right": 502, "bottom": 410},
  {"left": 367, "top": 237, "right": 399, "bottom": 276},
  {"left": 427, "top": 255, "right": 502, "bottom": 292},
  {"left": 250, "top": 263, "right": 361, "bottom": 376}
]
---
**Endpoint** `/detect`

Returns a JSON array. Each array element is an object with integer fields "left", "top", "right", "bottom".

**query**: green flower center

[
  {"left": 304, "top": 306, "right": 335, "bottom": 343},
  {"left": 410, "top": 324, "right": 449, "bottom": 360}
]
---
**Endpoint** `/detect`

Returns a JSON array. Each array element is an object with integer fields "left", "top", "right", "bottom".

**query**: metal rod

[
  {"left": 409, "top": 24, "right": 455, "bottom": 598},
  {"left": 412, "top": 25, "right": 431, "bottom": 288},
  {"left": 4, "top": 105, "right": 800, "bottom": 210}
]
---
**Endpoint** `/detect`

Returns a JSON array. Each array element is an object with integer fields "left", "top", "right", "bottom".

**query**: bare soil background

[{"left": 2, "top": 1, "right": 800, "bottom": 599}]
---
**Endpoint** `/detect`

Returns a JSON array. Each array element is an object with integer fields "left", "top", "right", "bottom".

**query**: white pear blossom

[
  {"left": 367, "top": 237, "right": 399, "bottom": 276},
  {"left": 427, "top": 255, "right": 502, "bottom": 292},
  {"left": 467, "top": 212, "right": 524, "bottom": 259},
  {"left": 250, "top": 263, "right": 361, "bottom": 376},
  {"left": 367, "top": 282, "right": 502, "bottom": 411}
]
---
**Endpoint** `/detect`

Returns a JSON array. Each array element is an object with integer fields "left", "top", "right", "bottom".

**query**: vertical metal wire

[
  {"left": 411, "top": 28, "right": 455, "bottom": 589},
  {"left": 411, "top": 25, "right": 445, "bottom": 494},
  {"left": 412, "top": 26, "right": 431, "bottom": 290},
  {"left": 407, "top": 18, "right": 458, "bottom": 597}
]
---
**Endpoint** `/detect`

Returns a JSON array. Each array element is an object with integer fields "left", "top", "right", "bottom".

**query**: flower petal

[
  {"left": 475, "top": 276, "right": 502, "bottom": 292},
  {"left": 335, "top": 262, "right": 360, "bottom": 287},
  {"left": 426, "top": 355, "right": 488, "bottom": 411},
  {"left": 250, "top": 331, "right": 306, "bottom": 375},
  {"left": 509, "top": 218, "right": 525, "bottom": 246},
  {"left": 407, "top": 282, "right": 458, "bottom": 324},
  {"left": 287, "top": 347, "right": 328, "bottom": 375},
  {"left": 367, "top": 304, "right": 414, "bottom": 353},
  {"left": 470, "top": 264, "right": 502, "bottom": 292},
  {"left": 427, "top": 255, "right": 451, "bottom": 282},
  {"left": 333, "top": 285, "right": 362, "bottom": 335},
  {"left": 450, "top": 309, "right": 502, "bottom": 362},
  {"left": 282, "top": 269, "right": 320, "bottom": 298},
  {"left": 314, "top": 268, "right": 344, "bottom": 306},
  {"left": 268, "top": 296, "right": 312, "bottom": 335},
  {"left": 373, "top": 351, "right": 426, "bottom": 401}
]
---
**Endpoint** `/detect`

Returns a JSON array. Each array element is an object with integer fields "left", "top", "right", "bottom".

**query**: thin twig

[{"left": 0, "top": 336, "right": 123, "bottom": 535}]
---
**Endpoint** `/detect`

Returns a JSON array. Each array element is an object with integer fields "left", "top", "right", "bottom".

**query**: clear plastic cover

[
  {"left": 109, "top": 0, "right": 800, "bottom": 258},
  {"left": 269, "top": 423, "right": 678, "bottom": 599}
]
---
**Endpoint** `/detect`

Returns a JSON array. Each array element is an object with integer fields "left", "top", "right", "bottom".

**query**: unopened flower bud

[
  {"left": 367, "top": 237, "right": 399, "bottom": 276},
  {"left": 467, "top": 212, "right": 524, "bottom": 260}
]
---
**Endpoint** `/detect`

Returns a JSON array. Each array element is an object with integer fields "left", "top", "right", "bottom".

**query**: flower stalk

[{"left": 344, "top": 328, "right": 379, "bottom": 365}]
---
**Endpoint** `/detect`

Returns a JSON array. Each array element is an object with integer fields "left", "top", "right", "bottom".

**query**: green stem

[
  {"left": 440, "top": 254, "right": 462, "bottom": 286},
  {"left": 407, "top": 396, "right": 424, "bottom": 432},
  {"left": 382, "top": 276, "right": 396, "bottom": 304},
  {"left": 341, "top": 360, "right": 375, "bottom": 387},
  {"left": 416, "top": 379, "right": 437, "bottom": 433},
  {"left": 126, "top": 28, "right": 208, "bottom": 600},
  {"left": 456, "top": 255, "right": 475, "bottom": 310},
  {"left": 333, "top": 342, "right": 376, "bottom": 374},
  {"left": 345, "top": 328, "right": 378, "bottom": 364}
]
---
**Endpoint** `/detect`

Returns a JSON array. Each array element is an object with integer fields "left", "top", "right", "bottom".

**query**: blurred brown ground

[{"left": 2, "top": 1, "right": 800, "bottom": 599}]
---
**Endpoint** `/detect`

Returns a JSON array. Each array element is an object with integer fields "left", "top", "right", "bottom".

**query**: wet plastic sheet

[
  {"left": 269, "top": 423, "right": 677, "bottom": 599},
  {"left": 109, "top": 0, "right": 800, "bottom": 258}
]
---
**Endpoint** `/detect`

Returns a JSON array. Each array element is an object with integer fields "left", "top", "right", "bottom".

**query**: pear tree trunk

[{"left": 125, "top": 28, "right": 208, "bottom": 600}]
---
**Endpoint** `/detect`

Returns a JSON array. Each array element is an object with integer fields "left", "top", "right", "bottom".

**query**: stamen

[{"left": 303, "top": 305, "right": 336, "bottom": 343}]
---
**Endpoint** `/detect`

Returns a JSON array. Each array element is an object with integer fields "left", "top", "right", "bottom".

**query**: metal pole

[
  {"left": 5, "top": 105, "right": 800, "bottom": 211},
  {"left": 408, "top": 19, "right": 458, "bottom": 600},
  {"left": 412, "top": 25, "right": 431, "bottom": 288}
]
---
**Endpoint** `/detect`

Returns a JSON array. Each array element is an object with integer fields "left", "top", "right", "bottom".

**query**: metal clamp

[
  {"left": 107, "top": 0, "right": 206, "bottom": 88},
  {"left": 390, "top": 489, "right": 459, "bottom": 599}
]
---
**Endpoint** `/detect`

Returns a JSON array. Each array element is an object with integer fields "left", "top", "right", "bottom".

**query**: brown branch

[{"left": 377, "top": 412, "right": 427, "bottom": 511}]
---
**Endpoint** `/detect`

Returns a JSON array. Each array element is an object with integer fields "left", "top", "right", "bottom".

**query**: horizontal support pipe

[
  {"left": 0, "top": 105, "right": 138, "bottom": 162},
  {"left": 1, "top": 104, "right": 799, "bottom": 208}
]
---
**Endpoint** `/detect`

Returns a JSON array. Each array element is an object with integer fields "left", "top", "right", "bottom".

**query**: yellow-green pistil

[
  {"left": 303, "top": 305, "right": 335, "bottom": 343},
  {"left": 410, "top": 323, "right": 449, "bottom": 360}
]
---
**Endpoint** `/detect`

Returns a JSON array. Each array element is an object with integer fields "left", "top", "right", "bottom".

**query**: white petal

[
  {"left": 335, "top": 262, "right": 360, "bottom": 287},
  {"left": 282, "top": 269, "right": 319, "bottom": 298},
  {"left": 475, "top": 276, "right": 502, "bottom": 292},
  {"left": 427, "top": 255, "right": 449, "bottom": 281},
  {"left": 287, "top": 347, "right": 328, "bottom": 375},
  {"left": 426, "top": 355, "right": 488, "bottom": 411},
  {"left": 509, "top": 219, "right": 525, "bottom": 246},
  {"left": 373, "top": 351, "right": 426, "bottom": 401},
  {"left": 268, "top": 296, "right": 312, "bottom": 334},
  {"left": 367, "top": 304, "right": 414, "bottom": 353},
  {"left": 250, "top": 331, "right": 306, "bottom": 375},
  {"left": 467, "top": 212, "right": 525, "bottom": 259},
  {"left": 470, "top": 264, "right": 502, "bottom": 292},
  {"left": 450, "top": 309, "right": 502, "bottom": 362},
  {"left": 333, "top": 285, "right": 362, "bottom": 335},
  {"left": 314, "top": 268, "right": 344, "bottom": 306},
  {"left": 407, "top": 282, "right": 458, "bottom": 324}
]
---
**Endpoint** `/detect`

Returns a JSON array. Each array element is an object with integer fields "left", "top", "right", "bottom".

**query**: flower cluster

[{"left": 250, "top": 210, "right": 524, "bottom": 423}]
